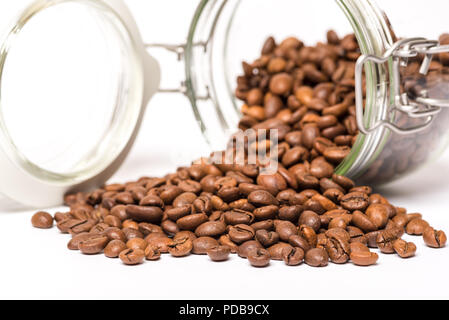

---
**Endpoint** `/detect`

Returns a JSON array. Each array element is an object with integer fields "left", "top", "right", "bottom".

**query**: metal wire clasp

[{"left": 355, "top": 38, "right": 449, "bottom": 135}]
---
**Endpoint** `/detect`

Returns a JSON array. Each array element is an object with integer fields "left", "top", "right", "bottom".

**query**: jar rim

[{"left": 0, "top": 0, "right": 150, "bottom": 207}]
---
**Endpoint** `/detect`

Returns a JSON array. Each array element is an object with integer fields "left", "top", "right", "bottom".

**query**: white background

[{"left": 1, "top": 0, "right": 449, "bottom": 300}]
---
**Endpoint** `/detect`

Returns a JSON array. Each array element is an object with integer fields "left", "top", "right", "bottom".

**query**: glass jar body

[{"left": 186, "top": 0, "right": 449, "bottom": 186}]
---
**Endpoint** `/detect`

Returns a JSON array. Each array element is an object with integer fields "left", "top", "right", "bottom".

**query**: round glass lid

[{"left": 0, "top": 0, "right": 142, "bottom": 180}]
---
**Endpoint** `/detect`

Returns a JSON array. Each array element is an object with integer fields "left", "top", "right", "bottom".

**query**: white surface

[{"left": 1, "top": 0, "right": 449, "bottom": 300}]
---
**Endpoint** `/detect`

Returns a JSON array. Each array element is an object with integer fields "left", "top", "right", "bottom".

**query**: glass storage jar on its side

[
  {"left": 1, "top": 0, "right": 449, "bottom": 208},
  {"left": 184, "top": 0, "right": 449, "bottom": 185}
]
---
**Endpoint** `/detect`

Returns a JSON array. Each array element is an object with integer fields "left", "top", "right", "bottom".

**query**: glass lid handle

[{"left": 355, "top": 37, "right": 449, "bottom": 135}]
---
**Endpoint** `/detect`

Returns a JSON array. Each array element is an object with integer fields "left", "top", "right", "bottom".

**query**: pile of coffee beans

[{"left": 31, "top": 31, "right": 446, "bottom": 267}]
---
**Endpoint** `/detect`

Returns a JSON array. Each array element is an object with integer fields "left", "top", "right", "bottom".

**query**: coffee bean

[
  {"left": 126, "top": 238, "right": 148, "bottom": 251},
  {"left": 79, "top": 235, "right": 109, "bottom": 255},
  {"left": 177, "top": 213, "right": 209, "bottom": 231},
  {"left": 282, "top": 247, "right": 304, "bottom": 266},
  {"left": 238, "top": 240, "right": 263, "bottom": 259},
  {"left": 267, "top": 242, "right": 293, "bottom": 260},
  {"left": 195, "top": 221, "right": 226, "bottom": 237},
  {"left": 224, "top": 210, "right": 255, "bottom": 225},
  {"left": 298, "top": 210, "right": 321, "bottom": 232},
  {"left": 228, "top": 224, "right": 255, "bottom": 244},
  {"left": 168, "top": 238, "right": 193, "bottom": 257},
  {"left": 423, "top": 227, "right": 447, "bottom": 248},
  {"left": 192, "top": 237, "right": 219, "bottom": 255},
  {"left": 350, "top": 251, "right": 379, "bottom": 266},
  {"left": 393, "top": 239, "right": 417, "bottom": 258},
  {"left": 144, "top": 245, "right": 161, "bottom": 260},
  {"left": 126, "top": 205, "right": 163, "bottom": 223},
  {"left": 269, "top": 73, "right": 293, "bottom": 96},
  {"left": 376, "top": 231, "right": 398, "bottom": 254},
  {"left": 104, "top": 240, "right": 127, "bottom": 258},
  {"left": 406, "top": 219, "right": 430, "bottom": 235},
  {"left": 119, "top": 248, "right": 145, "bottom": 265},
  {"left": 255, "top": 229, "right": 279, "bottom": 247},
  {"left": 68, "top": 233, "right": 92, "bottom": 250},
  {"left": 207, "top": 246, "right": 231, "bottom": 262},
  {"left": 288, "top": 234, "right": 311, "bottom": 252},
  {"left": 31, "top": 211, "right": 54, "bottom": 229},
  {"left": 248, "top": 190, "right": 279, "bottom": 207},
  {"left": 247, "top": 248, "right": 271, "bottom": 267},
  {"left": 275, "top": 221, "right": 297, "bottom": 242},
  {"left": 305, "top": 248, "right": 329, "bottom": 267}
]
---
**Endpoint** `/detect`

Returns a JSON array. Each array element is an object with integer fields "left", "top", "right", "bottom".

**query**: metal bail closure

[{"left": 355, "top": 38, "right": 449, "bottom": 135}]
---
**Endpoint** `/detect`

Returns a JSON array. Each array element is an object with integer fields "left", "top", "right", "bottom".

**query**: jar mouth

[{"left": 0, "top": 0, "right": 144, "bottom": 185}]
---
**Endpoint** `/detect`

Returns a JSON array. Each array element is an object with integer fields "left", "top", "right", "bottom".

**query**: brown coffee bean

[
  {"left": 119, "top": 248, "right": 145, "bottom": 265},
  {"left": 350, "top": 251, "right": 379, "bottom": 266},
  {"left": 376, "top": 231, "right": 398, "bottom": 254},
  {"left": 393, "top": 239, "right": 417, "bottom": 258},
  {"left": 144, "top": 245, "right": 161, "bottom": 260},
  {"left": 79, "top": 235, "right": 109, "bottom": 255},
  {"left": 177, "top": 213, "right": 209, "bottom": 231},
  {"left": 193, "top": 237, "right": 219, "bottom": 255},
  {"left": 275, "top": 221, "right": 297, "bottom": 242},
  {"left": 126, "top": 205, "right": 163, "bottom": 223},
  {"left": 228, "top": 225, "right": 255, "bottom": 244},
  {"left": 247, "top": 248, "right": 271, "bottom": 267},
  {"left": 168, "top": 238, "right": 193, "bottom": 257},
  {"left": 31, "top": 211, "right": 54, "bottom": 229},
  {"left": 67, "top": 233, "right": 92, "bottom": 250},
  {"left": 145, "top": 234, "right": 173, "bottom": 253},
  {"left": 238, "top": 240, "right": 264, "bottom": 259},
  {"left": 351, "top": 211, "right": 377, "bottom": 233},
  {"left": 269, "top": 73, "right": 293, "bottom": 96},
  {"left": 104, "top": 240, "right": 127, "bottom": 258},
  {"left": 406, "top": 219, "right": 430, "bottom": 235},
  {"left": 366, "top": 204, "right": 389, "bottom": 229},
  {"left": 248, "top": 190, "right": 279, "bottom": 207},
  {"left": 340, "top": 192, "right": 369, "bottom": 211},
  {"left": 282, "top": 246, "right": 304, "bottom": 266},
  {"left": 207, "top": 246, "right": 231, "bottom": 262},
  {"left": 299, "top": 225, "right": 317, "bottom": 247},
  {"left": 224, "top": 210, "right": 255, "bottom": 225},
  {"left": 305, "top": 248, "right": 329, "bottom": 267},
  {"left": 255, "top": 229, "right": 279, "bottom": 247},
  {"left": 126, "top": 238, "right": 148, "bottom": 251},
  {"left": 195, "top": 221, "right": 227, "bottom": 237},
  {"left": 423, "top": 227, "right": 447, "bottom": 248}
]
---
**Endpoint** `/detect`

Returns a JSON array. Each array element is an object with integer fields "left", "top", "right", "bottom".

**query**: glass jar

[{"left": 1, "top": 0, "right": 449, "bottom": 208}]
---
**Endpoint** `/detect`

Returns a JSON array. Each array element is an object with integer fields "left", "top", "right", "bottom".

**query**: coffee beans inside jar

[{"left": 31, "top": 31, "right": 446, "bottom": 268}]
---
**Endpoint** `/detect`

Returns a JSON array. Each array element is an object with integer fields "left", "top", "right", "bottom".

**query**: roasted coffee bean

[
  {"left": 255, "top": 229, "right": 279, "bottom": 247},
  {"left": 267, "top": 242, "right": 293, "bottom": 260},
  {"left": 278, "top": 205, "right": 303, "bottom": 222},
  {"left": 218, "top": 235, "right": 239, "bottom": 253},
  {"left": 126, "top": 205, "right": 163, "bottom": 223},
  {"left": 145, "top": 234, "right": 173, "bottom": 253},
  {"left": 393, "top": 239, "right": 417, "bottom": 258},
  {"left": 79, "top": 235, "right": 109, "bottom": 255},
  {"left": 275, "top": 221, "right": 298, "bottom": 242},
  {"left": 143, "top": 245, "right": 161, "bottom": 261},
  {"left": 238, "top": 240, "right": 263, "bottom": 259},
  {"left": 340, "top": 192, "right": 369, "bottom": 211},
  {"left": 350, "top": 250, "right": 379, "bottom": 266},
  {"left": 298, "top": 211, "right": 321, "bottom": 232},
  {"left": 282, "top": 246, "right": 304, "bottom": 266},
  {"left": 138, "top": 223, "right": 163, "bottom": 236},
  {"left": 423, "top": 227, "right": 447, "bottom": 248},
  {"left": 126, "top": 238, "right": 148, "bottom": 251},
  {"left": 207, "top": 246, "right": 231, "bottom": 262},
  {"left": 68, "top": 233, "right": 92, "bottom": 250},
  {"left": 173, "top": 231, "right": 197, "bottom": 242},
  {"left": 305, "top": 248, "right": 329, "bottom": 267},
  {"left": 195, "top": 221, "right": 227, "bottom": 237},
  {"left": 406, "top": 218, "right": 430, "bottom": 235},
  {"left": 177, "top": 213, "right": 209, "bottom": 231},
  {"left": 366, "top": 204, "right": 390, "bottom": 229},
  {"left": 247, "top": 248, "right": 271, "bottom": 267},
  {"left": 104, "top": 240, "right": 127, "bottom": 258},
  {"left": 253, "top": 205, "right": 278, "bottom": 220},
  {"left": 288, "top": 235, "right": 311, "bottom": 252},
  {"left": 31, "top": 211, "right": 54, "bottom": 229},
  {"left": 224, "top": 210, "right": 255, "bottom": 225},
  {"left": 110, "top": 205, "right": 129, "bottom": 221},
  {"left": 376, "top": 231, "right": 398, "bottom": 254},
  {"left": 248, "top": 190, "right": 279, "bottom": 207},
  {"left": 164, "top": 206, "right": 192, "bottom": 221},
  {"left": 228, "top": 224, "right": 255, "bottom": 244},
  {"left": 351, "top": 211, "right": 377, "bottom": 233},
  {"left": 192, "top": 237, "right": 219, "bottom": 255},
  {"left": 299, "top": 225, "right": 317, "bottom": 247},
  {"left": 119, "top": 248, "right": 145, "bottom": 265},
  {"left": 168, "top": 238, "right": 193, "bottom": 257}
]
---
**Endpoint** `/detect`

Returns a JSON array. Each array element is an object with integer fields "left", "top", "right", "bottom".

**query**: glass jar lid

[{"left": 0, "top": 0, "right": 160, "bottom": 207}]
